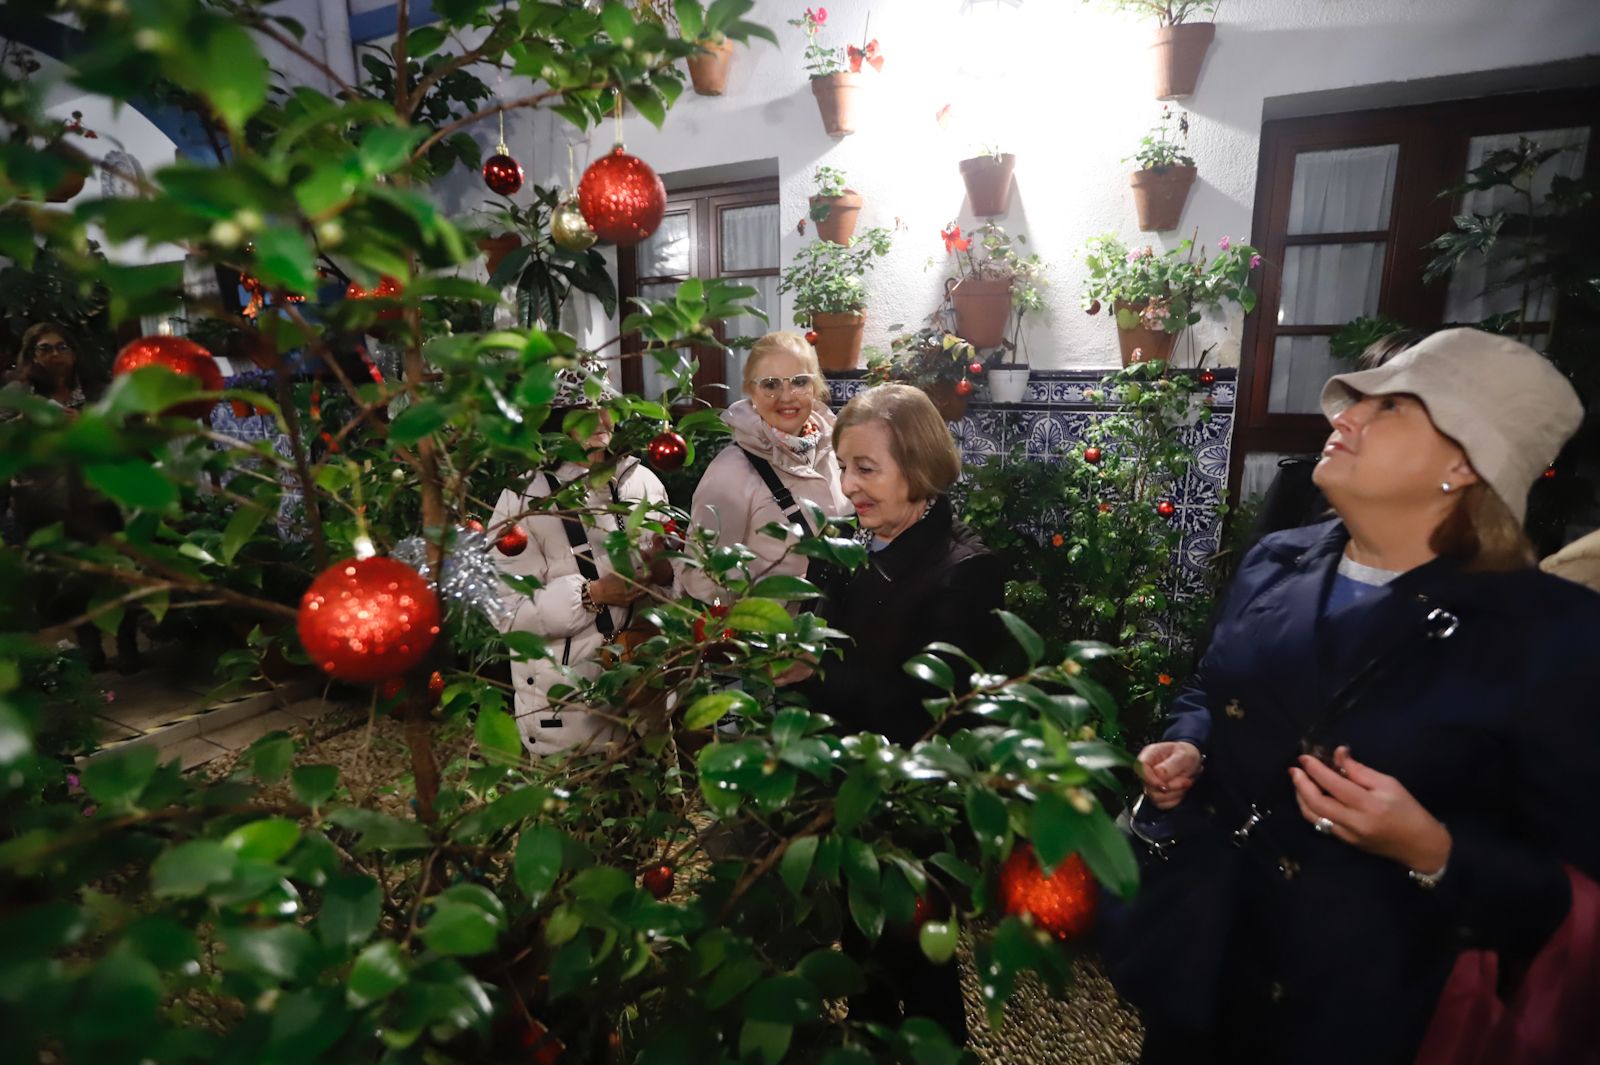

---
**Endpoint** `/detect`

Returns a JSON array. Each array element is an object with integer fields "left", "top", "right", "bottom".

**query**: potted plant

[
  {"left": 778, "top": 226, "right": 893, "bottom": 370},
  {"left": 939, "top": 221, "right": 1046, "bottom": 352},
  {"left": 483, "top": 186, "right": 619, "bottom": 327},
  {"left": 808, "top": 165, "right": 862, "bottom": 245},
  {"left": 959, "top": 145, "right": 1016, "bottom": 218},
  {"left": 788, "top": 7, "right": 882, "bottom": 137},
  {"left": 1092, "top": 0, "right": 1220, "bottom": 100},
  {"left": 677, "top": 6, "right": 735, "bottom": 95},
  {"left": 1081, "top": 233, "right": 1260, "bottom": 366},
  {"left": 1128, "top": 107, "right": 1195, "bottom": 232},
  {"left": 865, "top": 320, "right": 980, "bottom": 421}
]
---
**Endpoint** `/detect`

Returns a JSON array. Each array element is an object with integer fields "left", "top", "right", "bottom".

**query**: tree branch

[{"left": 409, "top": 84, "right": 607, "bottom": 164}]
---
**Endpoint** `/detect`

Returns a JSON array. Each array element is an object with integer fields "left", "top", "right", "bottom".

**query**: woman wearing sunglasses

[{"left": 676, "top": 331, "right": 847, "bottom": 605}]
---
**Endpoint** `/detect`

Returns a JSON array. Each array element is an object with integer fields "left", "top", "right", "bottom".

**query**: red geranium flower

[
  {"left": 941, "top": 224, "right": 970, "bottom": 254},
  {"left": 848, "top": 38, "right": 883, "bottom": 73},
  {"left": 1158, "top": 673, "right": 1173, "bottom": 686},
  {"left": 805, "top": 6, "right": 827, "bottom": 25}
]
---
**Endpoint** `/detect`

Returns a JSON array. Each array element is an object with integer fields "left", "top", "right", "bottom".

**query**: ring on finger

[{"left": 1314, "top": 816, "right": 1334, "bottom": 836}]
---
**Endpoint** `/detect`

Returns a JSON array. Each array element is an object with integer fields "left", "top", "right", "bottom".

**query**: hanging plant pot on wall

[
  {"left": 947, "top": 276, "right": 1014, "bottom": 350},
  {"left": 1114, "top": 302, "right": 1179, "bottom": 367},
  {"left": 1151, "top": 23, "right": 1216, "bottom": 100},
  {"left": 810, "top": 189, "right": 863, "bottom": 244},
  {"left": 687, "top": 37, "right": 735, "bottom": 96},
  {"left": 811, "top": 72, "right": 861, "bottom": 137},
  {"left": 1130, "top": 165, "right": 1196, "bottom": 232},
  {"left": 959, "top": 154, "right": 1016, "bottom": 218},
  {"left": 810, "top": 312, "right": 866, "bottom": 370}
]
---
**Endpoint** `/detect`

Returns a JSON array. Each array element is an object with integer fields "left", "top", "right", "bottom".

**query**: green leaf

[
  {"left": 347, "top": 940, "right": 408, "bottom": 1008},
  {"left": 318, "top": 873, "right": 382, "bottom": 950},
  {"left": 360, "top": 125, "right": 424, "bottom": 175},
  {"left": 1077, "top": 803, "right": 1141, "bottom": 900},
  {"left": 188, "top": 22, "right": 269, "bottom": 130},
  {"left": 223, "top": 818, "right": 302, "bottom": 863},
  {"left": 904, "top": 653, "right": 954, "bottom": 692},
  {"left": 739, "top": 1020, "right": 792, "bottom": 1064},
  {"left": 81, "top": 744, "right": 158, "bottom": 806},
  {"left": 514, "top": 825, "right": 565, "bottom": 904},
  {"left": 83, "top": 460, "right": 178, "bottom": 511},
  {"left": 151, "top": 840, "right": 237, "bottom": 898},
  {"left": 291, "top": 764, "right": 340, "bottom": 807},
  {"left": 421, "top": 901, "right": 501, "bottom": 956},
  {"left": 253, "top": 224, "right": 319, "bottom": 294},
  {"left": 324, "top": 806, "right": 432, "bottom": 853},
  {"left": 794, "top": 949, "right": 864, "bottom": 996},
  {"left": 683, "top": 689, "right": 757, "bottom": 730},
  {"left": 779, "top": 834, "right": 818, "bottom": 896},
  {"left": 474, "top": 708, "right": 523, "bottom": 766},
  {"left": 566, "top": 865, "right": 632, "bottom": 905},
  {"left": 997, "top": 610, "right": 1044, "bottom": 666},
  {"left": 743, "top": 974, "right": 820, "bottom": 1024},
  {"left": 1030, "top": 792, "right": 1077, "bottom": 875},
  {"left": 219, "top": 924, "right": 318, "bottom": 982},
  {"left": 833, "top": 768, "right": 881, "bottom": 833},
  {"left": 965, "top": 787, "right": 1009, "bottom": 855},
  {"left": 404, "top": 25, "right": 448, "bottom": 58},
  {"left": 80, "top": 950, "right": 162, "bottom": 1039},
  {"left": 724, "top": 597, "right": 792, "bottom": 634},
  {"left": 388, "top": 400, "right": 450, "bottom": 444},
  {"left": 220, "top": 504, "right": 268, "bottom": 564},
  {"left": 746, "top": 575, "right": 821, "bottom": 600},
  {"left": 245, "top": 731, "right": 296, "bottom": 784}
]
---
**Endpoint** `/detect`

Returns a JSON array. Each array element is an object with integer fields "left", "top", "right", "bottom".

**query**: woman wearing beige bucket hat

[{"left": 1102, "top": 329, "right": 1600, "bottom": 1063}]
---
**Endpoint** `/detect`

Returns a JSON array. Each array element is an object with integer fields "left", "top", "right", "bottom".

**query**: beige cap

[{"left": 1320, "top": 328, "right": 1582, "bottom": 523}]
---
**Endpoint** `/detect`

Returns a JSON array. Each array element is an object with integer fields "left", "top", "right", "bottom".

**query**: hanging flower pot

[
  {"left": 810, "top": 311, "right": 866, "bottom": 370},
  {"left": 810, "top": 72, "right": 861, "bottom": 137},
  {"left": 923, "top": 380, "right": 970, "bottom": 423},
  {"left": 1130, "top": 165, "right": 1197, "bottom": 232},
  {"left": 687, "top": 36, "right": 735, "bottom": 96},
  {"left": 477, "top": 232, "right": 523, "bottom": 276},
  {"left": 1151, "top": 23, "right": 1216, "bottom": 101},
  {"left": 947, "top": 276, "right": 1014, "bottom": 350},
  {"left": 18, "top": 142, "right": 93, "bottom": 204},
  {"left": 959, "top": 153, "right": 1016, "bottom": 218},
  {"left": 1114, "top": 301, "right": 1179, "bottom": 367},
  {"left": 810, "top": 189, "right": 863, "bottom": 244}
]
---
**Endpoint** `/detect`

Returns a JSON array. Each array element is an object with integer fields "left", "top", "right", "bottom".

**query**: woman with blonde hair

[{"left": 675, "top": 331, "right": 847, "bottom": 603}]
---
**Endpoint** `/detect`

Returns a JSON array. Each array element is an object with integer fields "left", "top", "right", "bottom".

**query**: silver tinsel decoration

[{"left": 393, "top": 527, "right": 513, "bottom": 628}]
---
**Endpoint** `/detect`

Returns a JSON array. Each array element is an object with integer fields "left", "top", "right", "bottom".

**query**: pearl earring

[{"left": 1440, "top": 481, "right": 1453, "bottom": 494}]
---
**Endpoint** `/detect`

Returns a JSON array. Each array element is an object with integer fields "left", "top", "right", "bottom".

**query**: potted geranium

[
  {"left": 1128, "top": 107, "right": 1195, "bottom": 232},
  {"left": 779, "top": 226, "right": 893, "bottom": 370},
  {"left": 788, "top": 7, "right": 882, "bottom": 137},
  {"left": 1093, "top": 0, "right": 1220, "bottom": 100},
  {"left": 959, "top": 145, "right": 1016, "bottom": 218},
  {"left": 808, "top": 165, "right": 862, "bottom": 244},
  {"left": 1081, "top": 233, "right": 1260, "bottom": 366},
  {"left": 865, "top": 320, "right": 980, "bottom": 421},
  {"left": 939, "top": 221, "right": 1046, "bottom": 352}
]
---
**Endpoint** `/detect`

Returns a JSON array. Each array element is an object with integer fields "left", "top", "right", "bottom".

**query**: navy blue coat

[{"left": 1138, "top": 519, "right": 1600, "bottom": 1063}]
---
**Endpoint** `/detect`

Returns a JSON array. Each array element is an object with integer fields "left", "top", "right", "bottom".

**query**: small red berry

[
  {"left": 464, "top": 518, "right": 485, "bottom": 534},
  {"left": 496, "top": 524, "right": 530, "bottom": 556},
  {"left": 805, "top": 330, "right": 819, "bottom": 345},
  {"left": 968, "top": 361, "right": 985, "bottom": 375},
  {"left": 428, "top": 671, "right": 445, "bottom": 699},
  {"left": 1083, "top": 447, "right": 1102, "bottom": 464},
  {"left": 1157, "top": 500, "right": 1177, "bottom": 518},
  {"left": 709, "top": 601, "right": 731, "bottom": 619},
  {"left": 693, "top": 617, "right": 708, "bottom": 642},
  {"left": 955, "top": 378, "right": 974, "bottom": 397},
  {"left": 1199, "top": 369, "right": 1217, "bottom": 386},
  {"left": 1097, "top": 503, "right": 1112, "bottom": 514},
  {"left": 641, "top": 863, "right": 675, "bottom": 899},
  {"left": 1543, "top": 466, "right": 1557, "bottom": 480}
]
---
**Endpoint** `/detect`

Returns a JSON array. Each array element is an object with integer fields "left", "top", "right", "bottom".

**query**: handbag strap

[
  {"left": 741, "top": 448, "right": 813, "bottom": 537},
  {"left": 544, "top": 471, "right": 614, "bottom": 639}
]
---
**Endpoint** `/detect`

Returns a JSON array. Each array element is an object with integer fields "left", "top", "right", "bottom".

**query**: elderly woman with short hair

[
  {"left": 675, "top": 331, "right": 847, "bottom": 604},
  {"left": 1108, "top": 329, "right": 1600, "bottom": 1064}
]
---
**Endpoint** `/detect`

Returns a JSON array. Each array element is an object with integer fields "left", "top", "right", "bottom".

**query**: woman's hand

[
  {"left": 588, "top": 574, "right": 645, "bottom": 606},
  {"left": 1137, "top": 741, "right": 1204, "bottom": 810},
  {"left": 1289, "top": 746, "right": 1452, "bottom": 873}
]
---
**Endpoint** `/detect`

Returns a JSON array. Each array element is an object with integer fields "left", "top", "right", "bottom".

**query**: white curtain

[
  {"left": 1443, "top": 127, "right": 1590, "bottom": 329},
  {"left": 1286, "top": 145, "right": 1398, "bottom": 234}
]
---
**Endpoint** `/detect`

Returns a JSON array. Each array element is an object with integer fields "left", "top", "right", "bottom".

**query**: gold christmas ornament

[{"left": 551, "top": 198, "right": 598, "bottom": 251}]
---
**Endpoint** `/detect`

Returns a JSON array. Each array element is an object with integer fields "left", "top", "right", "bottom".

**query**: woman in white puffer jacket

[
  {"left": 675, "top": 332, "right": 848, "bottom": 605},
  {"left": 490, "top": 371, "right": 669, "bottom": 756}
]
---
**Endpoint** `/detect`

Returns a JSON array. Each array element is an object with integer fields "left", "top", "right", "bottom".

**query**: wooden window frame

[
  {"left": 618, "top": 176, "right": 780, "bottom": 402},
  {"left": 1232, "top": 85, "right": 1600, "bottom": 498}
]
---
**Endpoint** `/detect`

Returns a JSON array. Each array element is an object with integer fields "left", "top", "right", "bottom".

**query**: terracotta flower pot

[
  {"left": 477, "top": 233, "right": 523, "bottom": 276},
  {"left": 1151, "top": 22, "right": 1216, "bottom": 101},
  {"left": 947, "top": 276, "right": 1015, "bottom": 350},
  {"left": 810, "top": 311, "right": 866, "bottom": 370},
  {"left": 810, "top": 190, "right": 863, "bottom": 244},
  {"left": 18, "top": 143, "right": 92, "bottom": 203},
  {"left": 1114, "top": 301, "right": 1179, "bottom": 367},
  {"left": 924, "top": 380, "right": 970, "bottom": 423},
  {"left": 811, "top": 72, "right": 861, "bottom": 137},
  {"left": 687, "top": 36, "right": 734, "bottom": 96},
  {"left": 1130, "top": 165, "right": 1197, "bottom": 232},
  {"left": 959, "top": 154, "right": 1016, "bottom": 218}
]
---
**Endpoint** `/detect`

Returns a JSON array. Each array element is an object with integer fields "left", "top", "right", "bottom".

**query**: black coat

[
  {"left": 805, "top": 495, "right": 1004, "bottom": 745},
  {"left": 1124, "top": 519, "right": 1600, "bottom": 1064}
]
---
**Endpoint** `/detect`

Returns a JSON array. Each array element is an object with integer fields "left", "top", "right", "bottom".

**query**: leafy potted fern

[
  {"left": 808, "top": 165, "right": 862, "bottom": 244},
  {"left": 1129, "top": 107, "right": 1196, "bottom": 232}
]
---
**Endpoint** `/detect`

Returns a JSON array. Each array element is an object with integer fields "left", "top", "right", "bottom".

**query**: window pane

[
  {"left": 1240, "top": 451, "right": 1305, "bottom": 501},
  {"left": 1443, "top": 127, "right": 1590, "bottom": 326},
  {"left": 637, "top": 212, "right": 691, "bottom": 278},
  {"left": 719, "top": 203, "right": 780, "bottom": 272},
  {"left": 1287, "top": 145, "right": 1399, "bottom": 235},
  {"left": 719, "top": 274, "right": 780, "bottom": 390},
  {"left": 1277, "top": 242, "right": 1386, "bottom": 326},
  {"left": 1268, "top": 335, "right": 1338, "bottom": 415}
]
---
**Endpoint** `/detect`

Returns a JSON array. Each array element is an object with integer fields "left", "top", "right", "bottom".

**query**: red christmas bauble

[
  {"left": 999, "top": 844, "right": 1096, "bottom": 941},
  {"left": 1157, "top": 500, "right": 1177, "bottom": 518},
  {"left": 346, "top": 276, "right": 404, "bottom": 321},
  {"left": 496, "top": 524, "right": 529, "bottom": 557},
  {"left": 578, "top": 146, "right": 667, "bottom": 247},
  {"left": 647, "top": 430, "right": 688, "bottom": 473},
  {"left": 1083, "top": 447, "right": 1102, "bottom": 464},
  {"left": 968, "top": 361, "right": 985, "bottom": 375},
  {"left": 482, "top": 151, "right": 524, "bottom": 196},
  {"left": 641, "top": 863, "right": 675, "bottom": 899},
  {"left": 297, "top": 557, "right": 441, "bottom": 684},
  {"left": 463, "top": 519, "right": 485, "bottom": 534},
  {"left": 1543, "top": 465, "right": 1557, "bottom": 480},
  {"left": 112, "top": 335, "right": 224, "bottom": 419},
  {"left": 805, "top": 330, "right": 819, "bottom": 345},
  {"left": 1199, "top": 369, "right": 1217, "bottom": 386},
  {"left": 955, "top": 378, "right": 974, "bottom": 397}
]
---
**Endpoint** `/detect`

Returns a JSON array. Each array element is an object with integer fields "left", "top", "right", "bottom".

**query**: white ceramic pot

[{"left": 987, "top": 367, "right": 1031, "bottom": 404}]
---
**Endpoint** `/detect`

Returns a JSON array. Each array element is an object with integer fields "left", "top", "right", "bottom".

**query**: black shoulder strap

[
  {"left": 544, "top": 471, "right": 613, "bottom": 639},
  {"left": 741, "top": 449, "right": 813, "bottom": 536}
]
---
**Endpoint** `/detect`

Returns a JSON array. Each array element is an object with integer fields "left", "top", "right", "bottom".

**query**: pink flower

[
  {"left": 83, "top": 805, "right": 97, "bottom": 817},
  {"left": 104, "top": 690, "right": 116, "bottom": 703},
  {"left": 1250, "top": 253, "right": 1262, "bottom": 269},
  {"left": 1217, "top": 236, "right": 1231, "bottom": 251},
  {"left": 66, "top": 772, "right": 81, "bottom": 792}
]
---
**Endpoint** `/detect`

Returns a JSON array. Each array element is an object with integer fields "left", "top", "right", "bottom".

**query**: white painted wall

[{"left": 419, "top": 0, "right": 1600, "bottom": 367}]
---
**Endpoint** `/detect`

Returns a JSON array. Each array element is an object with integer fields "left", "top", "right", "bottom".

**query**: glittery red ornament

[
  {"left": 112, "top": 335, "right": 224, "bottom": 419},
  {"left": 647, "top": 430, "right": 688, "bottom": 472},
  {"left": 578, "top": 146, "right": 667, "bottom": 247},
  {"left": 1157, "top": 500, "right": 1177, "bottom": 518},
  {"left": 346, "top": 276, "right": 404, "bottom": 321},
  {"left": 1000, "top": 844, "right": 1096, "bottom": 941},
  {"left": 955, "top": 378, "right": 974, "bottom": 397},
  {"left": 1199, "top": 369, "right": 1217, "bottom": 386},
  {"left": 482, "top": 151, "right": 524, "bottom": 196},
  {"left": 496, "top": 524, "right": 529, "bottom": 557},
  {"left": 1083, "top": 447, "right": 1102, "bottom": 464},
  {"left": 297, "top": 557, "right": 441, "bottom": 683},
  {"left": 641, "top": 863, "right": 675, "bottom": 899}
]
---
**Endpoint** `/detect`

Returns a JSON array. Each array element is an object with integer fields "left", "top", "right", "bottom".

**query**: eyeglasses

[
  {"left": 33, "top": 342, "right": 72, "bottom": 355},
  {"left": 756, "top": 374, "right": 816, "bottom": 394}
]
